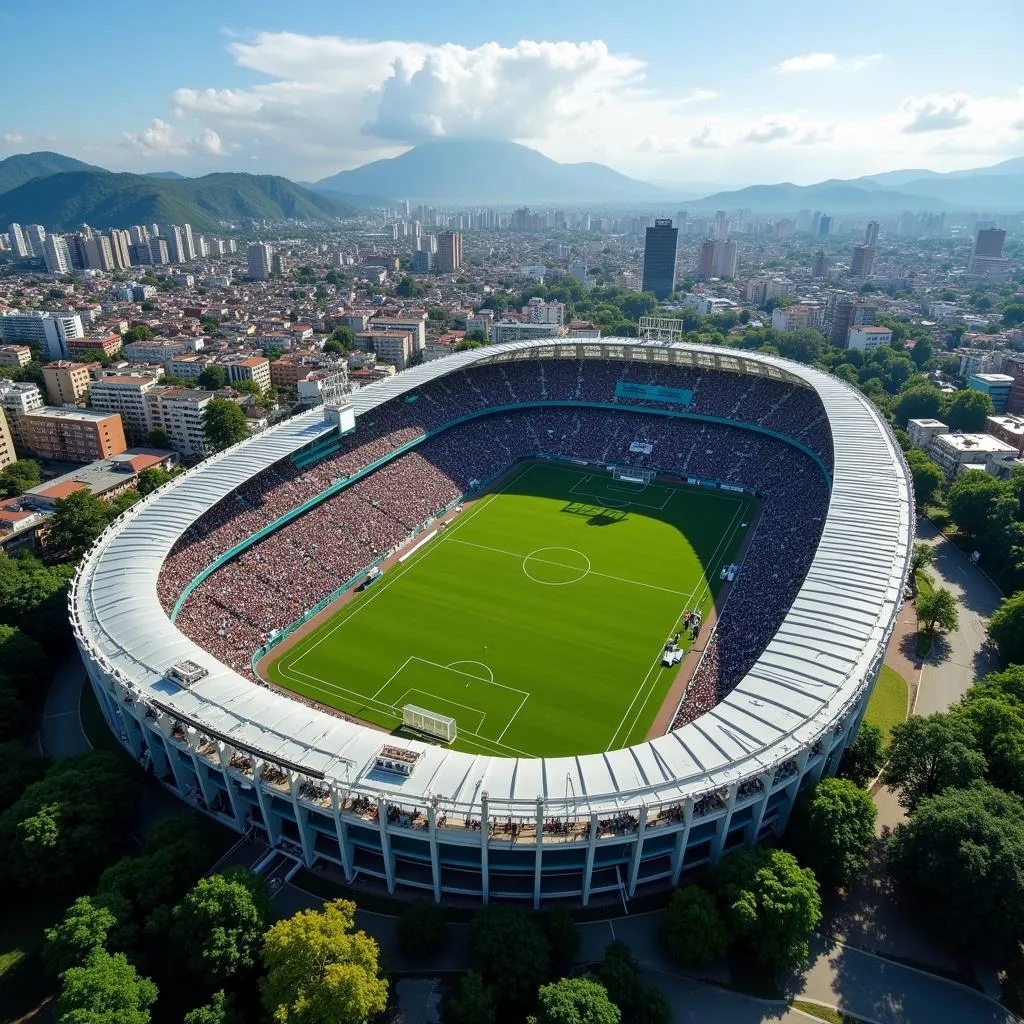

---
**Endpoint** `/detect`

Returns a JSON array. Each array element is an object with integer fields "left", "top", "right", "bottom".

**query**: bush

[
  {"left": 662, "top": 886, "right": 729, "bottom": 965},
  {"left": 395, "top": 901, "right": 447, "bottom": 958}
]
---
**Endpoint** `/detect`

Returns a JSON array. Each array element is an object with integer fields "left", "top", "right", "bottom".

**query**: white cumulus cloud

[
  {"left": 774, "top": 52, "right": 882, "bottom": 73},
  {"left": 900, "top": 93, "right": 972, "bottom": 133}
]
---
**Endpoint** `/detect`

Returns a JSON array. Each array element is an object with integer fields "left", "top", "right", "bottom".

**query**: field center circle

[{"left": 522, "top": 547, "right": 591, "bottom": 586}]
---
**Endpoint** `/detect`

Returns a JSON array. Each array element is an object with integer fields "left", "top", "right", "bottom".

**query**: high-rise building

[
  {"left": 6, "top": 224, "right": 30, "bottom": 259},
  {"left": 811, "top": 250, "right": 827, "bottom": 278},
  {"left": 148, "top": 238, "right": 170, "bottom": 265},
  {"left": 43, "top": 234, "right": 72, "bottom": 275},
  {"left": 818, "top": 215, "right": 832, "bottom": 237},
  {"left": 161, "top": 225, "right": 186, "bottom": 263},
  {"left": 973, "top": 227, "right": 1006, "bottom": 259},
  {"left": 0, "top": 381, "right": 44, "bottom": 454},
  {"left": 0, "top": 407, "right": 14, "bottom": 471},
  {"left": 247, "top": 243, "right": 273, "bottom": 281},
  {"left": 864, "top": 221, "right": 879, "bottom": 247},
  {"left": 43, "top": 361, "right": 92, "bottom": 406},
  {"left": 715, "top": 210, "right": 729, "bottom": 241},
  {"left": 129, "top": 225, "right": 149, "bottom": 245},
  {"left": 0, "top": 310, "right": 83, "bottom": 360},
  {"left": 23, "top": 225, "right": 46, "bottom": 257},
  {"left": 88, "top": 375, "right": 161, "bottom": 439},
  {"left": 107, "top": 230, "right": 132, "bottom": 270},
  {"left": 641, "top": 219, "right": 678, "bottom": 298},
  {"left": 22, "top": 406, "right": 127, "bottom": 462},
  {"left": 850, "top": 245, "right": 875, "bottom": 278},
  {"left": 968, "top": 227, "right": 1011, "bottom": 282},
  {"left": 181, "top": 224, "right": 196, "bottom": 261},
  {"left": 713, "top": 240, "right": 738, "bottom": 279},
  {"left": 66, "top": 234, "right": 88, "bottom": 271},
  {"left": 675, "top": 211, "right": 688, "bottom": 236},
  {"left": 83, "top": 234, "right": 115, "bottom": 272},
  {"left": 435, "top": 232, "right": 463, "bottom": 273},
  {"left": 697, "top": 239, "right": 716, "bottom": 281}
]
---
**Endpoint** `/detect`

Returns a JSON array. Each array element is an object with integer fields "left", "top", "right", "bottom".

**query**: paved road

[
  {"left": 914, "top": 519, "right": 1001, "bottom": 717},
  {"left": 41, "top": 652, "right": 90, "bottom": 757}
]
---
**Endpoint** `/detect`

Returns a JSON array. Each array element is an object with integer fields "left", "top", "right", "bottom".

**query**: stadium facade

[{"left": 71, "top": 340, "right": 913, "bottom": 906}]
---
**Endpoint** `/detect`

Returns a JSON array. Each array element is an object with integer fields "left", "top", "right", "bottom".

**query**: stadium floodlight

[{"left": 403, "top": 704, "right": 457, "bottom": 744}]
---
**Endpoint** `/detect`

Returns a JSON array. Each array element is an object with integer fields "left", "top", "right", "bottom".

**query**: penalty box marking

[{"left": 568, "top": 473, "right": 672, "bottom": 511}]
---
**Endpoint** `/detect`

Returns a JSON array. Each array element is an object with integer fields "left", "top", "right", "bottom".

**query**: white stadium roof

[{"left": 71, "top": 340, "right": 913, "bottom": 816}]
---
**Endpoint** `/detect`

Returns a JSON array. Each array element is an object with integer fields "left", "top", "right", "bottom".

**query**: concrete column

[
  {"left": 670, "top": 798, "right": 695, "bottom": 885},
  {"left": 376, "top": 796, "right": 395, "bottom": 894},
  {"left": 626, "top": 808, "right": 647, "bottom": 898},
  {"left": 331, "top": 789, "right": 354, "bottom": 882},
  {"left": 480, "top": 792, "right": 490, "bottom": 904},
  {"left": 428, "top": 800, "right": 441, "bottom": 903},
  {"left": 533, "top": 796, "right": 544, "bottom": 910},
  {"left": 581, "top": 813, "right": 599, "bottom": 905},
  {"left": 289, "top": 773, "right": 314, "bottom": 867}
]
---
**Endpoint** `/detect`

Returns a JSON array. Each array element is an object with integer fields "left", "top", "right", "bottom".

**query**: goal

[
  {"left": 612, "top": 465, "right": 653, "bottom": 485},
  {"left": 402, "top": 704, "right": 458, "bottom": 744}
]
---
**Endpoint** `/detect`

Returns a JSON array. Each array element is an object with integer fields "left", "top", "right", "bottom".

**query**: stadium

[{"left": 71, "top": 339, "right": 914, "bottom": 907}]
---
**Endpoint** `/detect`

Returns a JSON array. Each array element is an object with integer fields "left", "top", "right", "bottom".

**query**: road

[{"left": 41, "top": 652, "right": 90, "bottom": 757}]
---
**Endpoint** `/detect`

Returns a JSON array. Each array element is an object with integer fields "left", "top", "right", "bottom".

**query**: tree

[
  {"left": 147, "top": 427, "right": 170, "bottom": 449},
  {"left": 909, "top": 541, "right": 936, "bottom": 578},
  {"left": 123, "top": 325, "right": 154, "bottom": 345},
  {"left": 888, "top": 784, "right": 1024, "bottom": 956},
  {"left": 944, "top": 388, "right": 995, "bottom": 431},
  {"left": 711, "top": 847, "right": 822, "bottom": 971},
  {"left": 661, "top": 885, "right": 730, "bottom": 964},
  {"left": 184, "top": 991, "right": 239, "bottom": 1024},
  {"left": 989, "top": 592, "right": 1024, "bottom": 666},
  {"left": 539, "top": 907, "right": 580, "bottom": 975},
  {"left": 55, "top": 948, "right": 158, "bottom": 1024},
  {"left": 0, "top": 751, "right": 136, "bottom": 892},
  {"left": 197, "top": 365, "right": 228, "bottom": 391},
  {"left": 593, "top": 941, "right": 637, "bottom": 1015},
  {"left": 469, "top": 904, "right": 550, "bottom": 1006},
  {"left": 947, "top": 472, "right": 1006, "bottom": 538},
  {"left": 445, "top": 971, "right": 496, "bottom": 1024},
  {"left": 44, "top": 896, "right": 120, "bottom": 976},
  {"left": 916, "top": 586, "right": 959, "bottom": 637},
  {"left": 172, "top": 867, "right": 271, "bottom": 985},
  {"left": 0, "top": 458, "right": 41, "bottom": 497},
  {"left": 0, "top": 740, "right": 48, "bottom": 810},
  {"left": 838, "top": 723, "right": 885, "bottom": 787},
  {"left": 330, "top": 325, "right": 356, "bottom": 349},
  {"left": 46, "top": 489, "right": 112, "bottom": 556},
  {"left": 0, "top": 623, "right": 48, "bottom": 696},
  {"left": 202, "top": 398, "right": 248, "bottom": 453},
  {"left": 231, "top": 378, "right": 265, "bottom": 399},
  {"left": 882, "top": 713, "right": 986, "bottom": 810},
  {"left": 904, "top": 450, "right": 945, "bottom": 508},
  {"left": 532, "top": 976, "right": 621, "bottom": 1024},
  {"left": 894, "top": 385, "right": 943, "bottom": 426},
  {"left": 631, "top": 986, "right": 672, "bottom": 1024},
  {"left": 135, "top": 467, "right": 172, "bottom": 496},
  {"left": 395, "top": 901, "right": 447, "bottom": 958},
  {"left": 787, "top": 778, "right": 876, "bottom": 889},
  {"left": 108, "top": 489, "right": 142, "bottom": 518},
  {"left": 0, "top": 554, "right": 75, "bottom": 643},
  {"left": 261, "top": 899, "right": 388, "bottom": 1024}
]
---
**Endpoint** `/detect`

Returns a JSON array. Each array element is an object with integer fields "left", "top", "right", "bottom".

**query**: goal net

[
  {"left": 612, "top": 465, "right": 653, "bottom": 485},
  {"left": 402, "top": 704, "right": 457, "bottom": 744}
]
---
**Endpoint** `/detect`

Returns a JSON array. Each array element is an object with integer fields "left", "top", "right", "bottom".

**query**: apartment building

[
  {"left": 67, "top": 333, "right": 123, "bottom": 360},
  {"left": 226, "top": 357, "right": 272, "bottom": 392},
  {"left": 358, "top": 330, "right": 414, "bottom": 371},
  {"left": 370, "top": 312, "right": 427, "bottom": 354},
  {"left": 0, "top": 345, "right": 32, "bottom": 368},
  {"left": 43, "top": 361, "right": 92, "bottom": 406},
  {"left": 88, "top": 375, "right": 160, "bottom": 439},
  {"left": 0, "top": 409, "right": 14, "bottom": 471},
  {"left": 0, "top": 381, "right": 44, "bottom": 454},
  {"left": 0, "top": 310, "right": 84, "bottom": 360},
  {"left": 23, "top": 407, "right": 127, "bottom": 462},
  {"left": 145, "top": 387, "right": 212, "bottom": 456}
]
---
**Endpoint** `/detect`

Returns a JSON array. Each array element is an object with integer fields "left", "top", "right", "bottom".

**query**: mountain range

[
  {"left": 313, "top": 139, "right": 668, "bottom": 204},
  {"left": 0, "top": 154, "right": 356, "bottom": 231}
]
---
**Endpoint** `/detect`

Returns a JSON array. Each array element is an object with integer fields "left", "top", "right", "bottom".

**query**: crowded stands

[{"left": 160, "top": 359, "right": 831, "bottom": 727}]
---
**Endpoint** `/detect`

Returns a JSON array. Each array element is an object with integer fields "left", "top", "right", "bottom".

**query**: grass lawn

[
  {"left": 790, "top": 1000, "right": 864, "bottom": 1023},
  {"left": 0, "top": 894, "right": 65, "bottom": 1024},
  {"left": 864, "top": 665, "right": 909, "bottom": 746},
  {"left": 268, "top": 462, "right": 754, "bottom": 757}
]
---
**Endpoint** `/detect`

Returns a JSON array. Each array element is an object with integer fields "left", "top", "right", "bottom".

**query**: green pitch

[{"left": 267, "top": 462, "right": 754, "bottom": 758}]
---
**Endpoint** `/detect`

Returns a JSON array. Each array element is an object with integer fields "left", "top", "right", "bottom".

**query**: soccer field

[{"left": 266, "top": 462, "right": 755, "bottom": 758}]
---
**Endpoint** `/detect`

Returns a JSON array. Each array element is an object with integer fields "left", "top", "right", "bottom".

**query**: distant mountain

[
  {"left": 315, "top": 139, "right": 668, "bottom": 203},
  {"left": 144, "top": 170, "right": 186, "bottom": 180},
  {"left": 0, "top": 151, "right": 106, "bottom": 194},
  {"left": 0, "top": 170, "right": 357, "bottom": 231},
  {"left": 883, "top": 171, "right": 1024, "bottom": 209},
  {"left": 686, "top": 181, "right": 952, "bottom": 214},
  {"left": 857, "top": 168, "right": 938, "bottom": 188}
]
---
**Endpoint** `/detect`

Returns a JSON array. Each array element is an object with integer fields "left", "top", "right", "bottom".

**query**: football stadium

[{"left": 71, "top": 340, "right": 914, "bottom": 906}]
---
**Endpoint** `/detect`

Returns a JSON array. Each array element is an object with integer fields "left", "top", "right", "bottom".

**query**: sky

[{"left": 2, "top": 0, "right": 1023, "bottom": 186}]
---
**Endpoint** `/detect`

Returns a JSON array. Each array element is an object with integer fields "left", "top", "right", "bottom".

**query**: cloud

[
  {"left": 689, "top": 124, "right": 726, "bottom": 149},
  {"left": 900, "top": 93, "right": 972, "bottom": 133},
  {"left": 122, "top": 118, "right": 229, "bottom": 158},
  {"left": 774, "top": 52, "right": 882, "bottom": 73},
  {"left": 695, "top": 116, "right": 836, "bottom": 148},
  {"left": 195, "top": 128, "right": 225, "bottom": 155},
  {"left": 679, "top": 88, "right": 719, "bottom": 104},
  {"left": 3, "top": 133, "right": 23, "bottom": 144}
]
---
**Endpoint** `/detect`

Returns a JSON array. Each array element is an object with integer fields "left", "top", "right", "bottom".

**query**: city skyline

[{"left": 2, "top": 0, "right": 1023, "bottom": 186}]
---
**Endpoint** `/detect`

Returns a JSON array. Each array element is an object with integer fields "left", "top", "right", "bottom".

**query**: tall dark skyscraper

[{"left": 641, "top": 219, "right": 678, "bottom": 298}]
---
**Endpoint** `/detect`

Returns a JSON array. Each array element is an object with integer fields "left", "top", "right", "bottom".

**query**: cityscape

[{"left": 1, "top": 3, "right": 1024, "bottom": 1024}]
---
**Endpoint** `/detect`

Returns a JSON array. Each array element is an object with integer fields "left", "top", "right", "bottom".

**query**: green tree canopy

[
  {"left": 539, "top": 907, "right": 580, "bottom": 975},
  {"left": 904, "top": 450, "right": 945, "bottom": 508},
  {"left": 894, "top": 385, "right": 943, "bottom": 426},
  {"left": 711, "top": 847, "right": 822, "bottom": 971},
  {"left": 0, "top": 751, "right": 136, "bottom": 892},
  {"left": 469, "top": 905, "right": 551, "bottom": 1007},
  {"left": 0, "top": 458, "right": 41, "bottom": 497},
  {"left": 0, "top": 740, "right": 48, "bottom": 811},
  {"left": 147, "top": 426, "right": 170, "bottom": 448},
  {"left": 838, "top": 723, "right": 885, "bottom": 788},
  {"left": 882, "top": 712, "right": 986, "bottom": 810},
  {"left": 445, "top": 971, "right": 496, "bottom": 1024},
  {"left": 55, "top": 948, "right": 157, "bottom": 1024},
  {"left": 661, "top": 885, "right": 730, "bottom": 964},
  {"left": 943, "top": 388, "right": 995, "bottom": 431},
  {"left": 394, "top": 901, "right": 448, "bottom": 959},
  {"left": 197, "top": 364, "right": 228, "bottom": 391},
  {"left": 910, "top": 541, "right": 937, "bottom": 577},
  {"left": 46, "top": 489, "right": 113, "bottom": 556},
  {"left": 917, "top": 586, "right": 959, "bottom": 637},
  {"left": 989, "top": 593, "right": 1024, "bottom": 666},
  {"left": 787, "top": 778, "right": 877, "bottom": 889},
  {"left": 184, "top": 991, "right": 240, "bottom": 1024},
  {"left": 532, "top": 976, "right": 621, "bottom": 1024},
  {"left": 592, "top": 941, "right": 637, "bottom": 1016},
  {"left": 123, "top": 325, "right": 154, "bottom": 344},
  {"left": 135, "top": 467, "right": 172, "bottom": 496},
  {"left": 260, "top": 899, "right": 388, "bottom": 1024},
  {"left": 44, "top": 895, "right": 120, "bottom": 977},
  {"left": 947, "top": 472, "right": 1007, "bottom": 539},
  {"left": 171, "top": 867, "right": 272, "bottom": 985},
  {"left": 202, "top": 398, "right": 248, "bottom": 453},
  {"left": 0, "top": 623, "right": 48, "bottom": 697},
  {"left": 888, "top": 783, "right": 1024, "bottom": 956}
]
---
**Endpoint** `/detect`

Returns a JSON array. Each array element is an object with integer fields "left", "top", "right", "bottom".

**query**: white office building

[
  {"left": 43, "top": 234, "right": 72, "bottom": 275},
  {"left": 247, "top": 243, "right": 274, "bottom": 281},
  {"left": 0, "top": 310, "right": 84, "bottom": 360},
  {"left": 88, "top": 375, "right": 160, "bottom": 439}
]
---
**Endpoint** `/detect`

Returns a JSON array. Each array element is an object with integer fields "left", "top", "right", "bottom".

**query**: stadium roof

[{"left": 71, "top": 340, "right": 913, "bottom": 816}]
